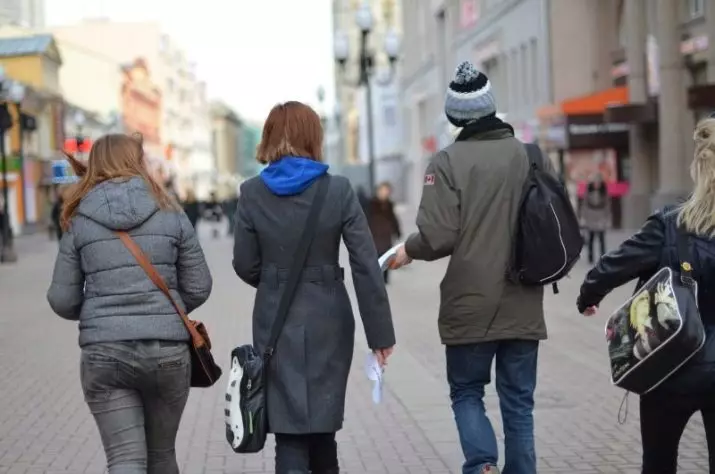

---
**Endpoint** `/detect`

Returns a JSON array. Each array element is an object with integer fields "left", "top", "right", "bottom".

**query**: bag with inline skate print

[{"left": 605, "top": 227, "right": 705, "bottom": 395}]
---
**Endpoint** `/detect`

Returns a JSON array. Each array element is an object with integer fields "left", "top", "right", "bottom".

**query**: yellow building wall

[
  {"left": 0, "top": 56, "right": 44, "bottom": 90},
  {"left": 0, "top": 54, "right": 63, "bottom": 227}
]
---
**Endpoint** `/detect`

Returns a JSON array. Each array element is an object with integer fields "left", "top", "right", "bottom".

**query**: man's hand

[
  {"left": 390, "top": 244, "right": 412, "bottom": 270},
  {"left": 373, "top": 346, "right": 394, "bottom": 368}
]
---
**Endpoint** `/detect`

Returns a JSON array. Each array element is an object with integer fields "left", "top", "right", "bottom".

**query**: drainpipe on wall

[{"left": 540, "top": 0, "right": 553, "bottom": 105}]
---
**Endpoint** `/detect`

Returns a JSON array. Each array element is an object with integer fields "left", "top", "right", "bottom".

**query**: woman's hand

[
  {"left": 582, "top": 306, "right": 598, "bottom": 316},
  {"left": 373, "top": 346, "right": 394, "bottom": 368},
  {"left": 390, "top": 244, "right": 412, "bottom": 270}
]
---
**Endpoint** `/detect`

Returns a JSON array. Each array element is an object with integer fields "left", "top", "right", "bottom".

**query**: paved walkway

[{"left": 0, "top": 229, "right": 709, "bottom": 473}]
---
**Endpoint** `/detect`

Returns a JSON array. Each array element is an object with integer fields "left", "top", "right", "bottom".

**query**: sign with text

[
  {"left": 566, "top": 114, "right": 629, "bottom": 150},
  {"left": 460, "top": 0, "right": 480, "bottom": 29}
]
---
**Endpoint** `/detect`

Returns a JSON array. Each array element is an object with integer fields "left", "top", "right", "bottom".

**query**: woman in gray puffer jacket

[{"left": 47, "top": 134, "right": 213, "bottom": 474}]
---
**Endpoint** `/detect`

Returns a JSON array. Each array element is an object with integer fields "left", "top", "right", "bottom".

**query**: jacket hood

[
  {"left": 260, "top": 156, "right": 328, "bottom": 196},
  {"left": 77, "top": 177, "right": 159, "bottom": 230}
]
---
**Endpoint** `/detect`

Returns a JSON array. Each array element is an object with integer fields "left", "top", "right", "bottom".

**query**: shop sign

[
  {"left": 568, "top": 123, "right": 629, "bottom": 135},
  {"left": 460, "top": 0, "right": 480, "bottom": 29},
  {"left": 566, "top": 114, "right": 629, "bottom": 150},
  {"left": 51, "top": 160, "right": 79, "bottom": 184},
  {"left": 3, "top": 155, "right": 21, "bottom": 172}
]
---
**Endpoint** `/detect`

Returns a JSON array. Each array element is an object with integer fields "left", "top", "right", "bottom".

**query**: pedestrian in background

[
  {"left": 580, "top": 172, "right": 610, "bottom": 264},
  {"left": 232, "top": 101, "right": 395, "bottom": 474},
  {"left": 577, "top": 117, "right": 715, "bottom": 473},
  {"left": 50, "top": 187, "right": 64, "bottom": 241},
  {"left": 46, "top": 133, "right": 212, "bottom": 474},
  {"left": 204, "top": 191, "right": 223, "bottom": 238},
  {"left": 183, "top": 188, "right": 200, "bottom": 228},
  {"left": 224, "top": 192, "right": 239, "bottom": 235},
  {"left": 391, "top": 62, "right": 552, "bottom": 474},
  {"left": 356, "top": 185, "right": 370, "bottom": 217},
  {"left": 367, "top": 182, "right": 401, "bottom": 283}
]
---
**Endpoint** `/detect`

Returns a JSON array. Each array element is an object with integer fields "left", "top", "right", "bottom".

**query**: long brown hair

[
  {"left": 256, "top": 101, "right": 323, "bottom": 164},
  {"left": 60, "top": 133, "right": 178, "bottom": 230}
]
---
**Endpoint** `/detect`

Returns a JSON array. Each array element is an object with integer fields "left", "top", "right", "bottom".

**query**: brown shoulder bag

[{"left": 116, "top": 231, "right": 222, "bottom": 387}]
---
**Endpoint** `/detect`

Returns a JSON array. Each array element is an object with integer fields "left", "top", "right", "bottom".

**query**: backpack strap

[
  {"left": 524, "top": 143, "right": 544, "bottom": 171},
  {"left": 264, "top": 176, "right": 330, "bottom": 359}
]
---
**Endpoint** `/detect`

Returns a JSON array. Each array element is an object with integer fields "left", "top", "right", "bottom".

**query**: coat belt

[{"left": 260, "top": 265, "right": 344, "bottom": 288}]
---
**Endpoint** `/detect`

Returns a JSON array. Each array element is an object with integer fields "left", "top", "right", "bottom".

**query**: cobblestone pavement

[{"left": 0, "top": 228, "right": 709, "bottom": 473}]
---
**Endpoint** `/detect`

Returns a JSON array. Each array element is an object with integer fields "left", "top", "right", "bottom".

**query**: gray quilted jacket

[{"left": 47, "top": 177, "right": 212, "bottom": 347}]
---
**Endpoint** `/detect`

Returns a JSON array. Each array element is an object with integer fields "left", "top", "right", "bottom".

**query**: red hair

[{"left": 256, "top": 101, "right": 323, "bottom": 164}]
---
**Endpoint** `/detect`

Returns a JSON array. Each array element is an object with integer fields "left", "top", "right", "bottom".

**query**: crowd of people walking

[{"left": 43, "top": 59, "right": 715, "bottom": 474}]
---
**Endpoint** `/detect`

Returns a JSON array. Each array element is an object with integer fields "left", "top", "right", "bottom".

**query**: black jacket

[{"left": 578, "top": 207, "right": 715, "bottom": 393}]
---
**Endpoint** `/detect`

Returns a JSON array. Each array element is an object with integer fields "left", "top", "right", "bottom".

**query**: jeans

[
  {"left": 446, "top": 340, "right": 539, "bottom": 474},
  {"left": 274, "top": 433, "right": 339, "bottom": 474},
  {"left": 81, "top": 341, "right": 191, "bottom": 474},
  {"left": 587, "top": 230, "right": 606, "bottom": 264},
  {"left": 641, "top": 389, "right": 715, "bottom": 473}
]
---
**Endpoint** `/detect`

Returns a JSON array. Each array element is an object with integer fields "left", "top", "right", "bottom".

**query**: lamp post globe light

[{"left": 333, "top": 1, "right": 400, "bottom": 194}]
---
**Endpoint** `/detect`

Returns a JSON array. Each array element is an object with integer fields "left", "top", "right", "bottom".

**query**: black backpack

[{"left": 508, "top": 144, "right": 582, "bottom": 293}]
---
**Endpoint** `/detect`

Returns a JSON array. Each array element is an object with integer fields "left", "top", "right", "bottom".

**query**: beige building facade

[{"left": 209, "top": 101, "right": 242, "bottom": 198}]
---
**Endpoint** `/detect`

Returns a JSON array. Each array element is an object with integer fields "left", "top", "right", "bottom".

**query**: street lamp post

[
  {"left": 316, "top": 86, "right": 328, "bottom": 163},
  {"left": 11, "top": 83, "right": 26, "bottom": 232},
  {"left": 334, "top": 2, "right": 400, "bottom": 193},
  {"left": 74, "top": 111, "right": 86, "bottom": 158},
  {"left": 0, "top": 67, "right": 26, "bottom": 263}
]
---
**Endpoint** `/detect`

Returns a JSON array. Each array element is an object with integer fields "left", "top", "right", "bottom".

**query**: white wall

[{"left": 54, "top": 39, "right": 121, "bottom": 117}]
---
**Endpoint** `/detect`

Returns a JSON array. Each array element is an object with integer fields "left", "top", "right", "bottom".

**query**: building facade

[
  {"left": 605, "top": 0, "right": 715, "bottom": 227},
  {"left": 400, "top": 0, "right": 554, "bottom": 207},
  {"left": 120, "top": 57, "right": 164, "bottom": 182},
  {"left": 51, "top": 35, "right": 122, "bottom": 127},
  {"left": 332, "top": 0, "right": 405, "bottom": 195},
  {"left": 400, "top": 0, "right": 715, "bottom": 228},
  {"left": 240, "top": 121, "right": 262, "bottom": 178},
  {"left": 210, "top": 101, "right": 242, "bottom": 198},
  {"left": 0, "top": 0, "right": 44, "bottom": 28},
  {"left": 187, "top": 80, "right": 214, "bottom": 200},
  {"left": 49, "top": 21, "right": 213, "bottom": 197},
  {"left": 0, "top": 33, "right": 64, "bottom": 234}
]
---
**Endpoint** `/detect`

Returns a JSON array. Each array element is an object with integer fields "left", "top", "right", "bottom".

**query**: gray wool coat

[
  {"left": 47, "top": 177, "right": 213, "bottom": 347},
  {"left": 233, "top": 174, "right": 396, "bottom": 434}
]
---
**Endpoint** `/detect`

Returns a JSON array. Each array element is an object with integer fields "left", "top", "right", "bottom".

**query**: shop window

[
  {"left": 690, "top": 62, "right": 707, "bottom": 86},
  {"left": 688, "top": 0, "right": 704, "bottom": 19}
]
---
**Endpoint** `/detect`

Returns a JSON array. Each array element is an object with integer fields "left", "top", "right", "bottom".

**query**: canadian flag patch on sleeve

[{"left": 424, "top": 174, "right": 435, "bottom": 185}]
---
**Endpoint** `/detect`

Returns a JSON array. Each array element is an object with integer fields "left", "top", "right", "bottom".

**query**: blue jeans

[{"left": 446, "top": 340, "right": 539, "bottom": 474}]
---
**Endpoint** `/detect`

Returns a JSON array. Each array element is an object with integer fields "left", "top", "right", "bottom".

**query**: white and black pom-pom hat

[{"left": 444, "top": 61, "right": 497, "bottom": 128}]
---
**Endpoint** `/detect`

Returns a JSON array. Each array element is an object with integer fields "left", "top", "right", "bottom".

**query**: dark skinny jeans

[{"left": 81, "top": 340, "right": 191, "bottom": 474}]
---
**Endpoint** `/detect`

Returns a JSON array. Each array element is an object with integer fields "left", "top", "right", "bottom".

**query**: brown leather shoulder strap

[{"left": 115, "top": 231, "right": 194, "bottom": 333}]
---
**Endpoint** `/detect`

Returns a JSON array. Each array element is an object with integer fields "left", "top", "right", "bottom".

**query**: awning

[
  {"left": 537, "top": 87, "right": 630, "bottom": 118},
  {"left": 536, "top": 87, "right": 631, "bottom": 151},
  {"left": 560, "top": 87, "right": 629, "bottom": 115}
]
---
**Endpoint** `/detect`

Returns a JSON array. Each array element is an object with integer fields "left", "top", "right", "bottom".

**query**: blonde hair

[
  {"left": 678, "top": 118, "right": 715, "bottom": 236},
  {"left": 61, "top": 133, "right": 179, "bottom": 230}
]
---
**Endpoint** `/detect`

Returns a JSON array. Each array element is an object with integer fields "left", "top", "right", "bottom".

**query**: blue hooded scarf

[{"left": 260, "top": 156, "right": 329, "bottom": 196}]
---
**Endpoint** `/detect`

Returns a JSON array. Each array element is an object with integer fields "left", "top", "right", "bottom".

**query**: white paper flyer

[{"left": 378, "top": 242, "right": 404, "bottom": 272}]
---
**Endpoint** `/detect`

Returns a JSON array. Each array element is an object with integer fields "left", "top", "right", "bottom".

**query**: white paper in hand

[
  {"left": 364, "top": 352, "right": 383, "bottom": 404},
  {"left": 378, "top": 242, "right": 404, "bottom": 272}
]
